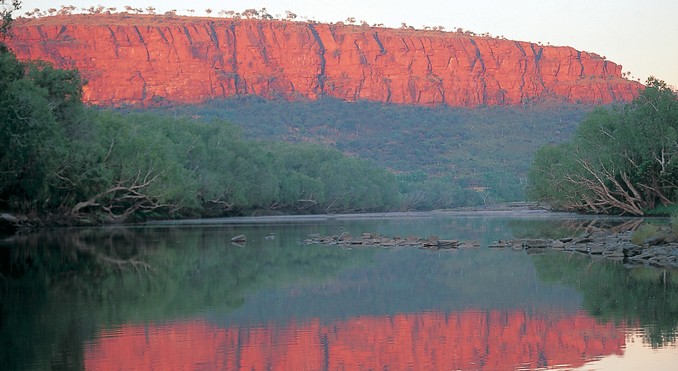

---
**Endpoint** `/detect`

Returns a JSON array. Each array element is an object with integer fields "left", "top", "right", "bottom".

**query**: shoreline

[{"left": 3, "top": 202, "right": 670, "bottom": 231}]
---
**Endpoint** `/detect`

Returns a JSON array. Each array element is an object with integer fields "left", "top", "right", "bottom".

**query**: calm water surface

[{"left": 1, "top": 211, "right": 677, "bottom": 370}]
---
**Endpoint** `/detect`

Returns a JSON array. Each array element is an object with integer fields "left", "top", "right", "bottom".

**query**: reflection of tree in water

[
  {"left": 531, "top": 251, "right": 678, "bottom": 348},
  {"left": 0, "top": 227, "right": 372, "bottom": 370},
  {"left": 509, "top": 218, "right": 642, "bottom": 239}
]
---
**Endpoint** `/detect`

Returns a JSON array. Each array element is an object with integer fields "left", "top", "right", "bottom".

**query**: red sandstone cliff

[{"left": 6, "top": 15, "right": 643, "bottom": 107}]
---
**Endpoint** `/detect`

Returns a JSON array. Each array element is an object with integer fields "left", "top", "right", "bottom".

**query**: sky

[{"left": 13, "top": 0, "right": 678, "bottom": 88}]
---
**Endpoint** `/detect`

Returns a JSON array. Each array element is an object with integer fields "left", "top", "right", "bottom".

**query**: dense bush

[
  {"left": 145, "top": 95, "right": 589, "bottom": 207},
  {"left": 528, "top": 78, "right": 678, "bottom": 215},
  {"left": 0, "top": 46, "right": 403, "bottom": 222}
]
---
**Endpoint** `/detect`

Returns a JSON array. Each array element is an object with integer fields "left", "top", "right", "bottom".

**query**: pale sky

[{"left": 14, "top": 0, "right": 678, "bottom": 88}]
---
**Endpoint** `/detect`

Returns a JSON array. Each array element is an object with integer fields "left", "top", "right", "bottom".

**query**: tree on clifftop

[
  {"left": 528, "top": 78, "right": 678, "bottom": 215},
  {"left": 1, "top": 0, "right": 20, "bottom": 36}
]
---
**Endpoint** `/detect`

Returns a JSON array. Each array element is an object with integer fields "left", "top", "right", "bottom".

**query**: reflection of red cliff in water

[{"left": 85, "top": 310, "right": 624, "bottom": 370}]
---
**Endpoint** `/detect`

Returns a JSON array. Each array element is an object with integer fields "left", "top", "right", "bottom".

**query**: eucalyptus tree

[
  {"left": 528, "top": 78, "right": 678, "bottom": 215},
  {"left": 1, "top": 0, "right": 20, "bottom": 35}
]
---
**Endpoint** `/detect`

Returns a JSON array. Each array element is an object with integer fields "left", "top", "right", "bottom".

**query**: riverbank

[
  {"left": 0, "top": 213, "right": 33, "bottom": 233},
  {"left": 0, "top": 203, "right": 547, "bottom": 232}
]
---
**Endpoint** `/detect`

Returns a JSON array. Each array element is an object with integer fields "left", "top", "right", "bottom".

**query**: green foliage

[
  {"left": 528, "top": 78, "right": 678, "bottom": 215},
  {"left": 62, "top": 111, "right": 403, "bottom": 220},
  {"left": 397, "top": 172, "right": 478, "bottom": 210},
  {"left": 0, "top": 46, "right": 595, "bottom": 217},
  {"left": 26, "top": 61, "right": 83, "bottom": 125},
  {"left": 0, "top": 46, "right": 404, "bottom": 220},
  {"left": 0, "top": 0, "right": 21, "bottom": 36},
  {"left": 644, "top": 203, "right": 678, "bottom": 216},
  {"left": 0, "top": 45, "right": 80, "bottom": 211},
  {"left": 144, "top": 96, "right": 589, "bottom": 208}
]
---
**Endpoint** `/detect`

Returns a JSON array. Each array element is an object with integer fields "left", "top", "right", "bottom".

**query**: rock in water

[
  {"left": 231, "top": 234, "right": 246, "bottom": 243},
  {"left": 0, "top": 213, "right": 21, "bottom": 232}
]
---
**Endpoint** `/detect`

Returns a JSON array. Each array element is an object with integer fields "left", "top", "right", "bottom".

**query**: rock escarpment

[{"left": 6, "top": 15, "right": 643, "bottom": 107}]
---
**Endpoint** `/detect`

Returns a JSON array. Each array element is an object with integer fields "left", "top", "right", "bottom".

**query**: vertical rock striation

[{"left": 6, "top": 15, "right": 643, "bottom": 107}]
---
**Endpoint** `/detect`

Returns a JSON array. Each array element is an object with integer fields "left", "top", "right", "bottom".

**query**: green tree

[
  {"left": 529, "top": 78, "right": 678, "bottom": 215},
  {"left": 1, "top": 0, "right": 20, "bottom": 36},
  {"left": 0, "top": 46, "right": 405, "bottom": 221},
  {"left": 0, "top": 46, "right": 82, "bottom": 211}
]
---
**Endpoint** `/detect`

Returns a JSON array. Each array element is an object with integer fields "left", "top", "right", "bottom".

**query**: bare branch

[
  {"left": 103, "top": 138, "right": 115, "bottom": 163},
  {"left": 70, "top": 168, "right": 173, "bottom": 221}
]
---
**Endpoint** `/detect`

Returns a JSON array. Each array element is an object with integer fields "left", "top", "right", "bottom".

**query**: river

[{"left": 1, "top": 211, "right": 677, "bottom": 370}]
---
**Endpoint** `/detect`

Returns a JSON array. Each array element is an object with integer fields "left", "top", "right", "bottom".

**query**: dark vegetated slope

[{"left": 148, "top": 97, "right": 591, "bottom": 205}]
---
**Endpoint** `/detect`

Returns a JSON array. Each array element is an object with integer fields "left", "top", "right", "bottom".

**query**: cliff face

[{"left": 6, "top": 15, "right": 643, "bottom": 107}]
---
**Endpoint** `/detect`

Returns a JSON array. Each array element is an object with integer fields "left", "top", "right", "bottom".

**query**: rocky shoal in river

[{"left": 303, "top": 229, "right": 678, "bottom": 269}]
